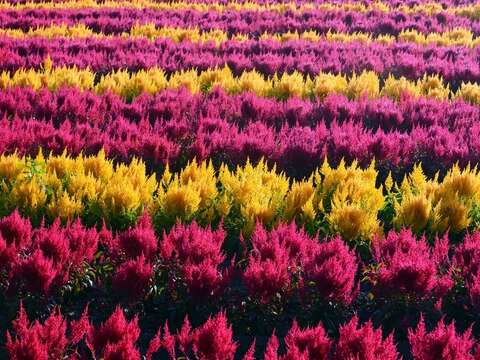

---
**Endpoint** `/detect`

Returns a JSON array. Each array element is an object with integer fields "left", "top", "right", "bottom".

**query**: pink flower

[
  {"left": 65, "top": 218, "right": 99, "bottom": 267},
  {"left": 408, "top": 317, "right": 475, "bottom": 360},
  {"left": 335, "top": 316, "right": 399, "bottom": 360},
  {"left": 118, "top": 211, "right": 157, "bottom": 260},
  {"left": 161, "top": 221, "right": 229, "bottom": 298},
  {"left": 192, "top": 312, "right": 238, "bottom": 360},
  {"left": 112, "top": 255, "right": 153, "bottom": 300},
  {"left": 303, "top": 237, "right": 358, "bottom": 304},
  {"left": 89, "top": 306, "right": 140, "bottom": 357},
  {"left": 0, "top": 210, "right": 32, "bottom": 249},
  {"left": 6, "top": 304, "right": 68, "bottom": 360},
  {"left": 13, "top": 250, "right": 59, "bottom": 295},
  {"left": 283, "top": 320, "right": 331, "bottom": 360},
  {"left": 370, "top": 229, "right": 452, "bottom": 299}
]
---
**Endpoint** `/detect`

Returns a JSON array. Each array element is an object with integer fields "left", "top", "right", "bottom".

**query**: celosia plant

[
  {"left": 408, "top": 317, "right": 475, "bottom": 360},
  {"left": 334, "top": 316, "right": 399, "bottom": 360},
  {"left": 368, "top": 229, "right": 452, "bottom": 301},
  {"left": 160, "top": 221, "right": 230, "bottom": 298}
]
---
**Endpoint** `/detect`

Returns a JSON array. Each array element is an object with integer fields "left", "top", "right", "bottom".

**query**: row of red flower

[
  {"left": 7, "top": 303, "right": 479, "bottom": 360},
  {"left": 1, "top": 87, "right": 480, "bottom": 178},
  {"left": 1, "top": 209, "right": 480, "bottom": 309}
]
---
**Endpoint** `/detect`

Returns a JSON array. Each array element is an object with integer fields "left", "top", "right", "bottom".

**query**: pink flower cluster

[
  {"left": 243, "top": 222, "right": 358, "bottom": 304},
  {"left": 7, "top": 304, "right": 480, "bottom": 360},
  {"left": 0, "top": 8, "right": 476, "bottom": 36},
  {"left": 2, "top": 37, "right": 480, "bottom": 84},
  {"left": 4, "top": 210, "right": 480, "bottom": 310},
  {"left": 2, "top": 87, "right": 480, "bottom": 176},
  {"left": 0, "top": 210, "right": 99, "bottom": 295},
  {"left": 369, "top": 229, "right": 453, "bottom": 301}
]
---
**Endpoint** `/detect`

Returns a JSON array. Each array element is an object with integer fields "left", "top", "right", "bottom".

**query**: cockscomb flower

[
  {"left": 34, "top": 219, "right": 70, "bottom": 266},
  {"left": 0, "top": 233, "right": 18, "bottom": 270},
  {"left": 315, "top": 159, "right": 383, "bottom": 242},
  {"left": 335, "top": 316, "right": 399, "bottom": 360},
  {"left": 243, "top": 224, "right": 296, "bottom": 302},
  {"left": 161, "top": 221, "right": 229, "bottom": 298},
  {"left": 303, "top": 236, "right": 358, "bottom": 304},
  {"left": 112, "top": 255, "right": 153, "bottom": 300},
  {"left": 192, "top": 312, "right": 238, "bottom": 360},
  {"left": 250, "top": 221, "right": 314, "bottom": 266},
  {"left": 243, "top": 250, "right": 291, "bottom": 303},
  {"left": 117, "top": 211, "right": 157, "bottom": 260},
  {"left": 12, "top": 250, "right": 59, "bottom": 295},
  {"left": 369, "top": 229, "right": 452, "bottom": 300},
  {"left": 408, "top": 317, "right": 475, "bottom": 360},
  {"left": 182, "top": 260, "right": 231, "bottom": 298},
  {"left": 283, "top": 320, "right": 331, "bottom": 359},
  {"left": 0, "top": 210, "right": 32, "bottom": 249},
  {"left": 264, "top": 332, "right": 280, "bottom": 360},
  {"left": 65, "top": 218, "right": 99, "bottom": 268},
  {"left": 218, "top": 159, "right": 289, "bottom": 234},
  {"left": 160, "top": 221, "right": 225, "bottom": 266},
  {"left": 6, "top": 304, "right": 68, "bottom": 360},
  {"left": 156, "top": 159, "right": 218, "bottom": 223},
  {"left": 103, "top": 339, "right": 141, "bottom": 360},
  {"left": 89, "top": 306, "right": 141, "bottom": 357},
  {"left": 453, "top": 231, "right": 480, "bottom": 283}
]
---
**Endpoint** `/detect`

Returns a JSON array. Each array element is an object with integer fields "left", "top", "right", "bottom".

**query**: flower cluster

[
  {"left": 8, "top": 305, "right": 480, "bottom": 360},
  {"left": 3, "top": 65, "right": 480, "bottom": 103}
]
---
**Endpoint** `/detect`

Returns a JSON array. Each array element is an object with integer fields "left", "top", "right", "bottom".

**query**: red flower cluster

[
  {"left": 369, "top": 229, "right": 453, "bottom": 301},
  {"left": 160, "top": 221, "right": 232, "bottom": 298},
  {"left": 7, "top": 305, "right": 480, "bottom": 360},
  {"left": 453, "top": 232, "right": 480, "bottom": 309},
  {"left": 243, "top": 222, "right": 358, "bottom": 304},
  {"left": 0, "top": 211, "right": 99, "bottom": 295}
]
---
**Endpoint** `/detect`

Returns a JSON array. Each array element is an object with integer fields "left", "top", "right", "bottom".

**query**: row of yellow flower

[
  {"left": 3, "top": 64, "right": 480, "bottom": 103},
  {"left": 2, "top": 24, "right": 479, "bottom": 48},
  {"left": 1, "top": 0, "right": 480, "bottom": 21},
  {"left": 0, "top": 151, "right": 478, "bottom": 243}
]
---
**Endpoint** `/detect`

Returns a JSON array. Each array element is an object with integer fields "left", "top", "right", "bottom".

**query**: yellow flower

[
  {"left": 47, "top": 191, "right": 83, "bottom": 220},
  {"left": 394, "top": 194, "right": 432, "bottom": 233},
  {"left": 315, "top": 159, "right": 383, "bottom": 242},
  {"left": 10, "top": 176, "right": 47, "bottom": 214},
  {"left": 46, "top": 150, "right": 79, "bottom": 178},
  {"left": 156, "top": 160, "right": 217, "bottom": 221},
  {"left": 82, "top": 150, "right": 114, "bottom": 180},
  {"left": 284, "top": 179, "right": 315, "bottom": 221},
  {"left": 0, "top": 153, "right": 24, "bottom": 180},
  {"left": 219, "top": 159, "right": 289, "bottom": 232}
]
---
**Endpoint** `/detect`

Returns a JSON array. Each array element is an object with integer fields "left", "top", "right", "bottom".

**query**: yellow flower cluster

[
  {"left": 0, "top": 152, "right": 479, "bottom": 239},
  {"left": 314, "top": 160, "right": 384, "bottom": 242},
  {"left": 2, "top": 0, "right": 480, "bottom": 21},
  {"left": 3, "top": 24, "right": 480, "bottom": 48},
  {"left": 0, "top": 151, "right": 156, "bottom": 222},
  {"left": 155, "top": 160, "right": 218, "bottom": 223},
  {"left": 219, "top": 160, "right": 290, "bottom": 235},
  {"left": 4, "top": 65, "right": 480, "bottom": 103},
  {"left": 394, "top": 164, "right": 480, "bottom": 234}
]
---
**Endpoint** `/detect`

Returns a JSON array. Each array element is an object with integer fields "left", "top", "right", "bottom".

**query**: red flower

[
  {"left": 335, "top": 316, "right": 399, "bottom": 360},
  {"left": 408, "top": 316, "right": 475, "bottom": 360},
  {"left": 304, "top": 237, "right": 358, "bottom": 304},
  {"left": 112, "top": 255, "right": 153, "bottom": 300}
]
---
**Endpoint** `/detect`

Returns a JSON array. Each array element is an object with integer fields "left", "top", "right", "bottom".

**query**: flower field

[{"left": 4, "top": 0, "right": 480, "bottom": 359}]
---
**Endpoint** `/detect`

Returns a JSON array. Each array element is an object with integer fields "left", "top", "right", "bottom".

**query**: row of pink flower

[
  {"left": 6, "top": 303, "right": 480, "bottom": 360},
  {"left": 5, "top": 87, "right": 477, "bottom": 132},
  {"left": 2, "top": 113, "right": 476, "bottom": 177},
  {"left": 1, "top": 37, "right": 478, "bottom": 84},
  {"left": 1, "top": 87, "right": 479, "bottom": 176},
  {"left": 2, "top": 210, "right": 480, "bottom": 310},
  {"left": 2, "top": 0, "right": 474, "bottom": 6},
  {"left": 0, "top": 8, "right": 476, "bottom": 36}
]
